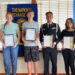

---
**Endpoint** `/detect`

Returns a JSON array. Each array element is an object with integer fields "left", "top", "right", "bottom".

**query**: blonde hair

[{"left": 4, "top": 12, "right": 14, "bottom": 29}]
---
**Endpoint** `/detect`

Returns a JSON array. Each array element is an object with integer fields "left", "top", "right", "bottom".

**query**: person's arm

[
  {"left": 52, "top": 25, "right": 61, "bottom": 48},
  {"left": 22, "top": 23, "right": 27, "bottom": 44},
  {"left": 22, "top": 32, "right": 27, "bottom": 44},
  {"left": 0, "top": 25, "right": 6, "bottom": 48},
  {"left": 34, "top": 32, "right": 39, "bottom": 44},
  {"left": 13, "top": 24, "right": 20, "bottom": 48},
  {"left": 54, "top": 25, "right": 61, "bottom": 45},
  {"left": 16, "top": 29, "right": 20, "bottom": 44},
  {"left": 0, "top": 29, "right": 4, "bottom": 43},
  {"left": 36, "top": 32, "right": 39, "bottom": 41},
  {"left": 0, "top": 25, "right": 3, "bottom": 42},
  {"left": 13, "top": 29, "right": 20, "bottom": 48},
  {"left": 39, "top": 25, "right": 44, "bottom": 44},
  {"left": 34, "top": 22, "right": 39, "bottom": 44},
  {"left": 39, "top": 25, "right": 46, "bottom": 48}
]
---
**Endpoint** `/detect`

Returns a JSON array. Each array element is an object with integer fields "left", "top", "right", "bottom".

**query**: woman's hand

[
  {"left": 3, "top": 43, "right": 7, "bottom": 48},
  {"left": 13, "top": 43, "right": 18, "bottom": 48}
]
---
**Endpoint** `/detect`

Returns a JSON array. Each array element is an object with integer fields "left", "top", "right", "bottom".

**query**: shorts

[{"left": 24, "top": 46, "right": 39, "bottom": 62}]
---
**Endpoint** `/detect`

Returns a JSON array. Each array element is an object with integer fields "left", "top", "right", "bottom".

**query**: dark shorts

[{"left": 24, "top": 46, "right": 39, "bottom": 62}]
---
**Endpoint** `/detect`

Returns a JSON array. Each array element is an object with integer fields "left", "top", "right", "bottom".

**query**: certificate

[
  {"left": 63, "top": 37, "right": 74, "bottom": 49},
  {"left": 25, "top": 28, "right": 36, "bottom": 41},
  {"left": 4, "top": 34, "right": 14, "bottom": 47},
  {"left": 44, "top": 35, "right": 53, "bottom": 47}
]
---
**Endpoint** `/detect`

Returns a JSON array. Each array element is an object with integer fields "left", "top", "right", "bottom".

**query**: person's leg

[
  {"left": 31, "top": 46, "right": 39, "bottom": 75},
  {"left": 42, "top": 48, "right": 50, "bottom": 75},
  {"left": 33, "top": 62, "right": 38, "bottom": 75},
  {"left": 69, "top": 50, "right": 75, "bottom": 75},
  {"left": 27, "top": 62, "right": 32, "bottom": 75},
  {"left": 3, "top": 47, "right": 11, "bottom": 75},
  {"left": 10, "top": 45, "right": 19, "bottom": 75},
  {"left": 24, "top": 46, "right": 32, "bottom": 75},
  {"left": 62, "top": 50, "right": 69, "bottom": 75},
  {"left": 50, "top": 48, "right": 57, "bottom": 75}
]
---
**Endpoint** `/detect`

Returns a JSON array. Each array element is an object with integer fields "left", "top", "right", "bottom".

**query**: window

[
  {"left": 37, "top": 0, "right": 73, "bottom": 30},
  {"left": 0, "top": 0, "right": 73, "bottom": 49}
]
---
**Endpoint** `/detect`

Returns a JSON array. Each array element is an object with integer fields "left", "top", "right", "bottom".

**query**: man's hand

[
  {"left": 52, "top": 42, "right": 56, "bottom": 48},
  {"left": 34, "top": 38, "right": 39, "bottom": 44}
]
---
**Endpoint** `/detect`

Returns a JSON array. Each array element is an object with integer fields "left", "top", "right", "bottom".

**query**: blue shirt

[{"left": 0, "top": 22, "right": 19, "bottom": 43}]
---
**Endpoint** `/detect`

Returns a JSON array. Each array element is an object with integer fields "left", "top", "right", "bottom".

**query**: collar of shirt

[
  {"left": 47, "top": 22, "right": 53, "bottom": 28},
  {"left": 47, "top": 22, "right": 53, "bottom": 25}
]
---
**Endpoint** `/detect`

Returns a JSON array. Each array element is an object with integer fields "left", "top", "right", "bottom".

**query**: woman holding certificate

[
  {"left": 60, "top": 18, "right": 75, "bottom": 75},
  {"left": 0, "top": 12, "right": 20, "bottom": 75},
  {"left": 22, "top": 10, "right": 39, "bottom": 75}
]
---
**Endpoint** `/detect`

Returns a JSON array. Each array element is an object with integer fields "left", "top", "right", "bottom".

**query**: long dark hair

[
  {"left": 65, "top": 18, "right": 74, "bottom": 30},
  {"left": 4, "top": 12, "right": 14, "bottom": 29}
]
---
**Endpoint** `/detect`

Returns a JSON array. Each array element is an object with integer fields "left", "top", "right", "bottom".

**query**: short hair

[
  {"left": 27, "top": 9, "right": 34, "bottom": 14},
  {"left": 65, "top": 18, "right": 74, "bottom": 29},
  {"left": 46, "top": 11, "right": 53, "bottom": 16}
]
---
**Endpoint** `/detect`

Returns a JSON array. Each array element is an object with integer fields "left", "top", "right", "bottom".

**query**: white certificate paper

[
  {"left": 63, "top": 37, "right": 74, "bottom": 49},
  {"left": 4, "top": 35, "right": 14, "bottom": 47},
  {"left": 44, "top": 35, "right": 53, "bottom": 47},
  {"left": 26, "top": 29, "right": 36, "bottom": 41}
]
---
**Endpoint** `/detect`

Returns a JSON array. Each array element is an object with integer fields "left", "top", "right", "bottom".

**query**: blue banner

[
  {"left": 73, "top": 0, "right": 75, "bottom": 23},
  {"left": 7, "top": 4, "right": 38, "bottom": 57}
]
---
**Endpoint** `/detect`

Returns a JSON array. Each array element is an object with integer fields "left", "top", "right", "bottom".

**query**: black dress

[{"left": 60, "top": 29, "right": 75, "bottom": 75}]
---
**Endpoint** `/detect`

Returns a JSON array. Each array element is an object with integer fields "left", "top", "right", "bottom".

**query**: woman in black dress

[{"left": 60, "top": 18, "right": 75, "bottom": 75}]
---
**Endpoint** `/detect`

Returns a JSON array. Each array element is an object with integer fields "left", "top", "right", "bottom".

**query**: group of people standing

[{"left": 0, "top": 10, "right": 75, "bottom": 75}]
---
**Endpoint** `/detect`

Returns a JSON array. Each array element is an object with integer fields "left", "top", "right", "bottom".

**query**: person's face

[
  {"left": 27, "top": 12, "right": 34, "bottom": 19},
  {"left": 66, "top": 20, "right": 73, "bottom": 29},
  {"left": 6, "top": 14, "right": 13, "bottom": 22},
  {"left": 46, "top": 13, "right": 53, "bottom": 23}
]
